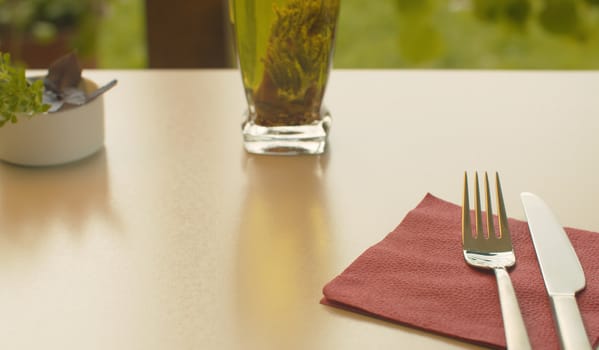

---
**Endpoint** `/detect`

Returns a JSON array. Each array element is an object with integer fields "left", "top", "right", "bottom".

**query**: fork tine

[
  {"left": 474, "top": 172, "right": 484, "bottom": 238},
  {"left": 461, "top": 172, "right": 530, "bottom": 349},
  {"left": 484, "top": 172, "right": 496, "bottom": 239},
  {"left": 495, "top": 172, "right": 510, "bottom": 239},
  {"left": 462, "top": 172, "right": 474, "bottom": 244}
]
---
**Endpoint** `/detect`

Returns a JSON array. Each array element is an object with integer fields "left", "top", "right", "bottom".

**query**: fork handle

[{"left": 494, "top": 267, "right": 532, "bottom": 350}]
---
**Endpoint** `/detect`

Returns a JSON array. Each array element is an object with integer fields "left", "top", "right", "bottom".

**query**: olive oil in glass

[{"left": 231, "top": 0, "right": 340, "bottom": 155}]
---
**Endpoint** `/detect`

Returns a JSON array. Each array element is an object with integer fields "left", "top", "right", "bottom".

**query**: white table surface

[{"left": 1, "top": 69, "right": 598, "bottom": 349}]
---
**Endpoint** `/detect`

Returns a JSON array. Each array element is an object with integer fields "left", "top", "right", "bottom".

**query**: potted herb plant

[
  {"left": 0, "top": 52, "right": 48, "bottom": 124},
  {"left": 0, "top": 52, "right": 116, "bottom": 166}
]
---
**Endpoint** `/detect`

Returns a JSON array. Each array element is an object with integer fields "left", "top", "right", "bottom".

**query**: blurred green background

[
  {"left": 0, "top": 0, "right": 598, "bottom": 69},
  {"left": 0, "top": 0, "right": 147, "bottom": 68},
  {"left": 336, "top": 0, "right": 599, "bottom": 69}
]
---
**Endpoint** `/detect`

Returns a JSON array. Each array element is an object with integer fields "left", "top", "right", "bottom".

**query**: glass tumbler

[{"left": 231, "top": 0, "right": 340, "bottom": 155}]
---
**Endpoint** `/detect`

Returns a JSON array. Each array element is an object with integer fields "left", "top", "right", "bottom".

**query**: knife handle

[
  {"left": 494, "top": 267, "right": 532, "bottom": 350},
  {"left": 550, "top": 295, "right": 592, "bottom": 350}
]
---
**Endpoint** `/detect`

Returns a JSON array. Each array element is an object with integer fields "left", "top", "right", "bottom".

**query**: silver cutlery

[
  {"left": 462, "top": 172, "right": 531, "bottom": 349},
  {"left": 521, "top": 192, "right": 591, "bottom": 350}
]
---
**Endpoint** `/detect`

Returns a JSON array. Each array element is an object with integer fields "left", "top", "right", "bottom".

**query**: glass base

[{"left": 242, "top": 111, "right": 331, "bottom": 155}]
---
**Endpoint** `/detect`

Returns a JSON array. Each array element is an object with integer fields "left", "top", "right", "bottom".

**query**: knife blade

[{"left": 520, "top": 192, "right": 591, "bottom": 350}]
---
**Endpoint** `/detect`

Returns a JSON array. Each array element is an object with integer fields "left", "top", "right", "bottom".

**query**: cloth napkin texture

[{"left": 322, "top": 194, "right": 599, "bottom": 350}]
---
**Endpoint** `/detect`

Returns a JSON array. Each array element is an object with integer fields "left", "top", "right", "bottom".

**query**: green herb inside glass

[{"left": 233, "top": 0, "right": 340, "bottom": 126}]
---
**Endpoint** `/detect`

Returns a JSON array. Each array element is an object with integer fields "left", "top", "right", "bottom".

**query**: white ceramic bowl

[{"left": 0, "top": 78, "right": 104, "bottom": 166}]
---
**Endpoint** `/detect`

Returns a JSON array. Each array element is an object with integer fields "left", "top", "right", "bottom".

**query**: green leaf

[{"left": 0, "top": 52, "right": 50, "bottom": 127}]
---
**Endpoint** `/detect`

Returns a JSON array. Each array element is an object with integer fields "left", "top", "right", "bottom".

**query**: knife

[{"left": 520, "top": 192, "right": 591, "bottom": 350}]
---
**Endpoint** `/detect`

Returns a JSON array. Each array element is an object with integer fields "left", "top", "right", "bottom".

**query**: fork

[{"left": 462, "top": 172, "right": 531, "bottom": 350}]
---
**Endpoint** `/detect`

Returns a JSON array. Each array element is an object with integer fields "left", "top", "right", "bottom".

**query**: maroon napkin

[{"left": 322, "top": 194, "right": 599, "bottom": 349}]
